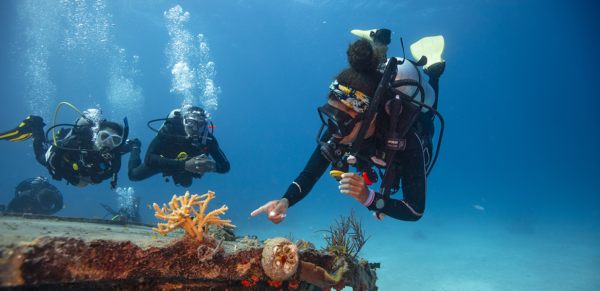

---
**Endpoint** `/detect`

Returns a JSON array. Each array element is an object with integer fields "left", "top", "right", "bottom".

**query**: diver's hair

[
  {"left": 328, "top": 39, "right": 383, "bottom": 102},
  {"left": 347, "top": 39, "right": 380, "bottom": 72},
  {"left": 99, "top": 121, "right": 123, "bottom": 136},
  {"left": 36, "top": 188, "right": 57, "bottom": 206}
]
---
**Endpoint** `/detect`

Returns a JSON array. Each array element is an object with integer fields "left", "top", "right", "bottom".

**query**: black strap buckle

[{"left": 386, "top": 138, "right": 406, "bottom": 151}]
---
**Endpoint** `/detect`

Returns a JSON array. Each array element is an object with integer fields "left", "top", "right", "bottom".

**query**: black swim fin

[{"left": 0, "top": 116, "right": 45, "bottom": 142}]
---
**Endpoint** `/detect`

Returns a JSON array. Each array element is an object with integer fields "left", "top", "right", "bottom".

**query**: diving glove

[{"left": 185, "top": 154, "right": 216, "bottom": 174}]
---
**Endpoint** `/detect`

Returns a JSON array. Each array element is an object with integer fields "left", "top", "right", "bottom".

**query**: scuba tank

[{"left": 391, "top": 57, "right": 435, "bottom": 113}]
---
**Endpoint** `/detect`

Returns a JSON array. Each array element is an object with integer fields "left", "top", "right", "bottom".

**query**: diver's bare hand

[
  {"left": 250, "top": 199, "right": 289, "bottom": 224},
  {"left": 339, "top": 173, "right": 369, "bottom": 204},
  {"left": 184, "top": 154, "right": 216, "bottom": 173}
]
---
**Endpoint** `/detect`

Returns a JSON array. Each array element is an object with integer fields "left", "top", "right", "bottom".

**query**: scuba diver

[
  {"left": 128, "top": 105, "right": 230, "bottom": 188},
  {"left": 252, "top": 29, "right": 446, "bottom": 222},
  {"left": 100, "top": 196, "right": 141, "bottom": 223},
  {"left": 5, "top": 177, "right": 63, "bottom": 215},
  {"left": 0, "top": 103, "right": 130, "bottom": 189}
]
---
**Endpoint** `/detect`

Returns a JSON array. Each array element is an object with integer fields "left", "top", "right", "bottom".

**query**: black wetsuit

[
  {"left": 6, "top": 180, "right": 63, "bottom": 215},
  {"left": 282, "top": 74, "right": 440, "bottom": 222},
  {"left": 32, "top": 126, "right": 122, "bottom": 186},
  {"left": 128, "top": 119, "right": 230, "bottom": 188}
]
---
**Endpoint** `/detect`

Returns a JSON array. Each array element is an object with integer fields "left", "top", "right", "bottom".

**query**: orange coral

[
  {"left": 268, "top": 280, "right": 282, "bottom": 287},
  {"left": 241, "top": 280, "right": 252, "bottom": 287},
  {"left": 153, "top": 191, "right": 235, "bottom": 241},
  {"left": 251, "top": 275, "right": 259, "bottom": 282},
  {"left": 289, "top": 282, "right": 299, "bottom": 289}
]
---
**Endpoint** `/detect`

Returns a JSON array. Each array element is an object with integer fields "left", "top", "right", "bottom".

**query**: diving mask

[
  {"left": 97, "top": 130, "right": 123, "bottom": 148},
  {"left": 182, "top": 106, "right": 207, "bottom": 137},
  {"left": 317, "top": 104, "right": 364, "bottom": 139}
]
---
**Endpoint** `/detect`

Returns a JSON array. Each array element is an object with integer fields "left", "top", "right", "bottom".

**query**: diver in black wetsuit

[
  {"left": 100, "top": 196, "right": 142, "bottom": 223},
  {"left": 6, "top": 177, "right": 63, "bottom": 215},
  {"left": 0, "top": 109, "right": 129, "bottom": 189},
  {"left": 127, "top": 105, "right": 230, "bottom": 188},
  {"left": 252, "top": 30, "right": 445, "bottom": 222}
]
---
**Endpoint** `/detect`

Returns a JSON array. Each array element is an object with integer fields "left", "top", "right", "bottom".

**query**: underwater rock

[
  {"left": 0, "top": 234, "right": 378, "bottom": 290},
  {"left": 207, "top": 224, "right": 236, "bottom": 241}
]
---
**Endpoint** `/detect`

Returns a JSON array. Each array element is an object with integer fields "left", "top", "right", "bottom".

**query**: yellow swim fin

[
  {"left": 410, "top": 35, "right": 445, "bottom": 69},
  {"left": 0, "top": 116, "right": 45, "bottom": 142},
  {"left": 351, "top": 29, "right": 378, "bottom": 43}
]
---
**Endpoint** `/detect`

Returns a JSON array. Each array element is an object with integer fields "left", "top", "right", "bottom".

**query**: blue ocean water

[{"left": 1, "top": 0, "right": 598, "bottom": 290}]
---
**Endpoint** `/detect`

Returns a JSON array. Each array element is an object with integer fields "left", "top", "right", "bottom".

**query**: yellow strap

[{"left": 53, "top": 102, "right": 84, "bottom": 146}]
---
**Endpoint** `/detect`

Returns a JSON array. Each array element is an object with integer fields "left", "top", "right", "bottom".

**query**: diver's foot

[
  {"left": 23, "top": 116, "right": 45, "bottom": 133},
  {"left": 0, "top": 115, "right": 45, "bottom": 142},
  {"left": 121, "top": 138, "right": 142, "bottom": 154},
  {"left": 424, "top": 61, "right": 446, "bottom": 78},
  {"left": 351, "top": 29, "right": 391, "bottom": 46}
]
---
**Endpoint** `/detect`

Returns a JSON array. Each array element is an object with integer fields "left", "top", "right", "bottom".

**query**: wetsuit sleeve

[
  {"left": 282, "top": 132, "right": 332, "bottom": 207},
  {"left": 367, "top": 130, "right": 426, "bottom": 221},
  {"left": 206, "top": 134, "right": 230, "bottom": 174},
  {"left": 144, "top": 133, "right": 186, "bottom": 170}
]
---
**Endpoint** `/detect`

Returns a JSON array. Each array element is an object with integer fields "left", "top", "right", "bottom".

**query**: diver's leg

[
  {"left": 32, "top": 123, "right": 47, "bottom": 166},
  {"left": 424, "top": 62, "right": 445, "bottom": 111},
  {"left": 128, "top": 162, "right": 160, "bottom": 182},
  {"left": 128, "top": 139, "right": 161, "bottom": 181},
  {"left": 128, "top": 146, "right": 142, "bottom": 174}
]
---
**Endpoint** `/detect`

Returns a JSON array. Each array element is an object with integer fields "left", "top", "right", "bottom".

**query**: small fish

[
  {"left": 123, "top": 227, "right": 129, "bottom": 230},
  {"left": 309, "top": 227, "right": 312, "bottom": 229},
  {"left": 151, "top": 236, "right": 157, "bottom": 239},
  {"left": 147, "top": 204, "right": 152, "bottom": 209},
  {"left": 94, "top": 216, "right": 101, "bottom": 219},
  {"left": 63, "top": 205, "right": 66, "bottom": 208},
  {"left": 472, "top": 205, "right": 485, "bottom": 211}
]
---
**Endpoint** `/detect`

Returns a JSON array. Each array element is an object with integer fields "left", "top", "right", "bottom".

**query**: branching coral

[
  {"left": 152, "top": 191, "right": 235, "bottom": 241},
  {"left": 316, "top": 208, "right": 370, "bottom": 257}
]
